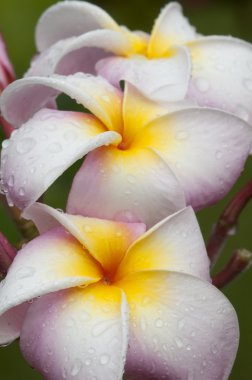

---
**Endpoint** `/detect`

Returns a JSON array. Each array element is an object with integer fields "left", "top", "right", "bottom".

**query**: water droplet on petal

[
  {"left": 100, "top": 354, "right": 110, "bottom": 365},
  {"left": 47, "top": 143, "right": 62, "bottom": 153},
  {"left": 215, "top": 151, "right": 222, "bottom": 159},
  {"left": 18, "top": 187, "right": 25, "bottom": 197},
  {"left": 155, "top": 318, "right": 164, "bottom": 328},
  {"left": 70, "top": 358, "right": 83, "bottom": 376},
  {"left": 16, "top": 138, "right": 35, "bottom": 154},
  {"left": 2, "top": 139, "right": 10, "bottom": 149},
  {"left": 7, "top": 175, "right": 14, "bottom": 187},
  {"left": 127, "top": 175, "right": 136, "bottom": 184}
]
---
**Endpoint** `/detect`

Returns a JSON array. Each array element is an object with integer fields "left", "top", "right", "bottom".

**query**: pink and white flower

[
  {"left": 0, "top": 204, "right": 239, "bottom": 380},
  {"left": 0, "top": 33, "right": 15, "bottom": 137},
  {"left": 27, "top": 1, "right": 252, "bottom": 124},
  {"left": 1, "top": 74, "right": 251, "bottom": 227}
]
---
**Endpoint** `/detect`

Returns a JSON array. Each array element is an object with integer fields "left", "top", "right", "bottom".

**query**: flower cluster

[{"left": 0, "top": 2, "right": 252, "bottom": 380}]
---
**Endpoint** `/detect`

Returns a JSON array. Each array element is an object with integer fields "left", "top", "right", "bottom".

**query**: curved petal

[
  {"left": 188, "top": 36, "right": 252, "bottom": 125},
  {"left": 122, "top": 82, "right": 194, "bottom": 147},
  {"left": 0, "top": 73, "right": 123, "bottom": 132},
  {"left": 23, "top": 203, "right": 146, "bottom": 275},
  {"left": 148, "top": 2, "right": 197, "bottom": 58},
  {"left": 20, "top": 284, "right": 128, "bottom": 380},
  {"left": 115, "top": 207, "right": 210, "bottom": 282},
  {"left": 96, "top": 46, "right": 191, "bottom": 102},
  {"left": 0, "top": 227, "right": 102, "bottom": 317},
  {"left": 36, "top": 1, "right": 120, "bottom": 52},
  {"left": 0, "top": 303, "right": 30, "bottom": 346},
  {"left": 27, "top": 30, "right": 134, "bottom": 78},
  {"left": 67, "top": 146, "right": 186, "bottom": 228},
  {"left": 0, "top": 108, "right": 121, "bottom": 209},
  {"left": 131, "top": 108, "right": 252, "bottom": 209},
  {"left": 117, "top": 271, "right": 239, "bottom": 380}
]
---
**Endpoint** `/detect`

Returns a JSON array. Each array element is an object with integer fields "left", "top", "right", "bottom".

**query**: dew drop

[
  {"left": 70, "top": 358, "right": 83, "bottom": 376},
  {"left": 155, "top": 318, "right": 164, "bottom": 328},
  {"left": 174, "top": 336, "right": 184, "bottom": 348},
  {"left": 84, "top": 358, "right": 92, "bottom": 366},
  {"left": 215, "top": 151, "right": 222, "bottom": 159},
  {"left": 18, "top": 187, "right": 25, "bottom": 197},
  {"left": 16, "top": 138, "right": 35, "bottom": 154},
  {"left": 84, "top": 225, "right": 92, "bottom": 233},
  {"left": 100, "top": 354, "right": 110, "bottom": 365},
  {"left": 2, "top": 139, "right": 10, "bottom": 149},
  {"left": 7, "top": 175, "right": 14, "bottom": 187},
  {"left": 195, "top": 77, "right": 210, "bottom": 93}
]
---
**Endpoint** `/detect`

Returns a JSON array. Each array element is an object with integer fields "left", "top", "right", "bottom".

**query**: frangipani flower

[
  {"left": 0, "top": 204, "right": 239, "bottom": 380},
  {"left": 27, "top": 1, "right": 252, "bottom": 123},
  {"left": 1, "top": 74, "right": 251, "bottom": 227}
]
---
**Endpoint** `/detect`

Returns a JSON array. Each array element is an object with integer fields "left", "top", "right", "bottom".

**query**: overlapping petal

[
  {"left": 0, "top": 108, "right": 121, "bottom": 209},
  {"left": 115, "top": 207, "right": 210, "bottom": 282},
  {"left": 131, "top": 108, "right": 252, "bottom": 208},
  {"left": 0, "top": 303, "right": 30, "bottom": 346},
  {"left": 148, "top": 2, "right": 197, "bottom": 58},
  {"left": 117, "top": 271, "right": 239, "bottom": 380},
  {"left": 20, "top": 284, "right": 128, "bottom": 380},
  {"left": 35, "top": 1, "right": 120, "bottom": 52},
  {"left": 188, "top": 36, "right": 252, "bottom": 124},
  {"left": 67, "top": 146, "right": 186, "bottom": 228},
  {"left": 23, "top": 203, "right": 146, "bottom": 275},
  {"left": 0, "top": 227, "right": 102, "bottom": 316},
  {"left": 0, "top": 73, "right": 123, "bottom": 131},
  {"left": 96, "top": 46, "right": 191, "bottom": 102},
  {"left": 27, "top": 30, "right": 135, "bottom": 77}
]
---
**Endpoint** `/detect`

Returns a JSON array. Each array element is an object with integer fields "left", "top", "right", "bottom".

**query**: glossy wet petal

[
  {"left": 23, "top": 203, "right": 146, "bottom": 276},
  {"left": 0, "top": 227, "right": 102, "bottom": 316},
  {"left": 0, "top": 303, "right": 30, "bottom": 346},
  {"left": 20, "top": 284, "right": 128, "bottom": 380},
  {"left": 67, "top": 146, "right": 186, "bottom": 228},
  {"left": 117, "top": 270, "right": 239, "bottom": 380},
  {"left": 27, "top": 29, "right": 133, "bottom": 77},
  {"left": 96, "top": 46, "right": 191, "bottom": 102},
  {"left": 36, "top": 0, "right": 119, "bottom": 52},
  {"left": 115, "top": 207, "right": 210, "bottom": 282},
  {"left": 0, "top": 108, "right": 121, "bottom": 209},
  {"left": 148, "top": 2, "right": 197, "bottom": 58},
  {"left": 188, "top": 36, "right": 252, "bottom": 125},
  {"left": 132, "top": 108, "right": 252, "bottom": 209},
  {"left": 0, "top": 73, "right": 123, "bottom": 132}
]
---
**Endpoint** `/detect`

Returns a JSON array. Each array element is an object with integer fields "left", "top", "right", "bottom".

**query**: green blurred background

[{"left": 0, "top": 0, "right": 252, "bottom": 378}]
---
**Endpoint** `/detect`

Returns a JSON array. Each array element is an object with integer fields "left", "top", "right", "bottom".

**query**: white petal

[
  {"left": 188, "top": 36, "right": 252, "bottom": 125},
  {"left": 117, "top": 271, "right": 239, "bottom": 380},
  {"left": 115, "top": 207, "right": 210, "bottom": 282},
  {"left": 96, "top": 46, "right": 191, "bottom": 102},
  {"left": 0, "top": 303, "right": 30, "bottom": 346},
  {"left": 0, "top": 227, "right": 102, "bottom": 317},
  {"left": 67, "top": 146, "right": 186, "bottom": 228},
  {"left": 148, "top": 2, "right": 197, "bottom": 57},
  {"left": 27, "top": 29, "right": 132, "bottom": 77},
  {"left": 0, "top": 73, "right": 123, "bottom": 131},
  {"left": 132, "top": 108, "right": 252, "bottom": 209},
  {"left": 20, "top": 284, "right": 128, "bottom": 380},
  {"left": 36, "top": 0, "right": 119, "bottom": 52},
  {"left": 0, "top": 108, "right": 121, "bottom": 209}
]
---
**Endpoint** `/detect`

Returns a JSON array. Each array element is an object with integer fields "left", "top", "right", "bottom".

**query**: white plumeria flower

[
  {"left": 1, "top": 74, "right": 251, "bottom": 227},
  {"left": 27, "top": 1, "right": 252, "bottom": 124},
  {"left": 0, "top": 204, "right": 239, "bottom": 380}
]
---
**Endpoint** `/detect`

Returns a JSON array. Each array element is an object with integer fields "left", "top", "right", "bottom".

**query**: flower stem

[
  {"left": 207, "top": 178, "right": 252, "bottom": 264},
  {"left": 0, "top": 231, "right": 16, "bottom": 279},
  {"left": 212, "top": 249, "right": 252, "bottom": 289}
]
